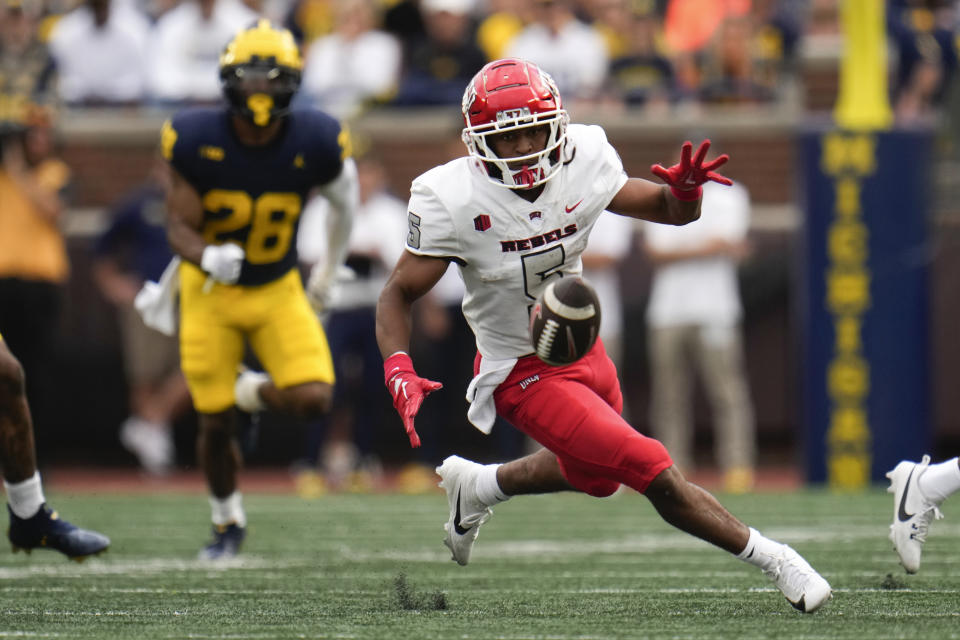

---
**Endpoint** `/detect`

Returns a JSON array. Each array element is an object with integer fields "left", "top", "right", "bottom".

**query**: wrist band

[{"left": 670, "top": 185, "right": 702, "bottom": 201}]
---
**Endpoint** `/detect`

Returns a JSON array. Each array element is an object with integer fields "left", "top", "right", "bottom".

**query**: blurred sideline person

[
  {"left": 297, "top": 0, "right": 402, "bottom": 120},
  {"left": 505, "top": 0, "right": 608, "bottom": 103},
  {"left": 146, "top": 0, "right": 259, "bottom": 105},
  {"left": 0, "top": 335, "right": 110, "bottom": 559},
  {"left": 887, "top": 454, "right": 960, "bottom": 574},
  {"left": 642, "top": 179, "right": 756, "bottom": 492},
  {"left": 0, "top": 109, "right": 70, "bottom": 447},
  {"left": 295, "top": 153, "right": 405, "bottom": 493},
  {"left": 391, "top": 0, "right": 486, "bottom": 106},
  {"left": 47, "top": 0, "right": 151, "bottom": 106},
  {"left": 581, "top": 211, "right": 635, "bottom": 372},
  {"left": 93, "top": 156, "right": 191, "bottom": 475},
  {"left": 375, "top": 58, "right": 832, "bottom": 613},
  {"left": 160, "top": 20, "right": 356, "bottom": 559}
]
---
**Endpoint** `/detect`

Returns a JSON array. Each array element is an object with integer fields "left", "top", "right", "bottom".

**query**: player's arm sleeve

[
  {"left": 404, "top": 181, "right": 463, "bottom": 262},
  {"left": 313, "top": 157, "right": 358, "bottom": 279}
]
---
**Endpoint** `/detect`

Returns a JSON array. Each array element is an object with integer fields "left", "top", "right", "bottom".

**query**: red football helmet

[{"left": 461, "top": 58, "right": 569, "bottom": 189}]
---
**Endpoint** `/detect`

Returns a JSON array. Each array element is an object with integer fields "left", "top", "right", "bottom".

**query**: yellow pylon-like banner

[{"left": 834, "top": 0, "right": 893, "bottom": 130}]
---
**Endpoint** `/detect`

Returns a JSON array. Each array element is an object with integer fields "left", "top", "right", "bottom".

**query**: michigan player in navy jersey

[
  {"left": 161, "top": 20, "right": 357, "bottom": 559},
  {"left": 0, "top": 335, "right": 110, "bottom": 560}
]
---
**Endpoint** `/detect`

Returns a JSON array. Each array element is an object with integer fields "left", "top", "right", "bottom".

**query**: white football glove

[
  {"left": 306, "top": 263, "right": 356, "bottom": 313},
  {"left": 200, "top": 243, "right": 245, "bottom": 284}
]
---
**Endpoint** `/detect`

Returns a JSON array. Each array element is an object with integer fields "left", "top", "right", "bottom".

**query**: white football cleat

[
  {"left": 762, "top": 544, "right": 832, "bottom": 613},
  {"left": 234, "top": 368, "right": 269, "bottom": 413},
  {"left": 886, "top": 455, "right": 944, "bottom": 574},
  {"left": 436, "top": 455, "right": 492, "bottom": 566}
]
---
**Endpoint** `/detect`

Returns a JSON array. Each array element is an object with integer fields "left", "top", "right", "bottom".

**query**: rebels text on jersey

[
  {"left": 161, "top": 107, "right": 346, "bottom": 286},
  {"left": 406, "top": 124, "right": 628, "bottom": 360}
]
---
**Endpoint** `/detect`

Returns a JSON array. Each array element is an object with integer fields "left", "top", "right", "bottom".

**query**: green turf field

[{"left": 1, "top": 486, "right": 957, "bottom": 639}]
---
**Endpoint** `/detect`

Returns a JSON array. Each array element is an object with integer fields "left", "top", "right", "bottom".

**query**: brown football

[{"left": 529, "top": 277, "right": 601, "bottom": 366}]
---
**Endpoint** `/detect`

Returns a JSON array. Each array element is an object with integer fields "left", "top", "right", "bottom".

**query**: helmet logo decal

[
  {"left": 247, "top": 93, "right": 274, "bottom": 126},
  {"left": 497, "top": 108, "right": 530, "bottom": 125},
  {"left": 461, "top": 82, "right": 477, "bottom": 116},
  {"left": 538, "top": 69, "right": 561, "bottom": 100}
]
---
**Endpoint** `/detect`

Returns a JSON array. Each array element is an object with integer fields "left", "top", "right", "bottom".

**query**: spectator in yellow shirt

[{"left": 0, "top": 109, "right": 71, "bottom": 438}]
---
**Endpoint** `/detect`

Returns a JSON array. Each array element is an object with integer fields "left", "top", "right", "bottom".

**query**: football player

[
  {"left": 0, "top": 335, "right": 110, "bottom": 559},
  {"left": 162, "top": 20, "right": 357, "bottom": 559},
  {"left": 376, "top": 58, "right": 832, "bottom": 612}
]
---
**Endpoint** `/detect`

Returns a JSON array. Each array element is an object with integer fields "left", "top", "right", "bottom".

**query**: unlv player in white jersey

[{"left": 376, "top": 58, "right": 832, "bottom": 613}]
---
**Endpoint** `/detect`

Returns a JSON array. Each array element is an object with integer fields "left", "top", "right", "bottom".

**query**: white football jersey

[{"left": 406, "top": 124, "right": 628, "bottom": 360}]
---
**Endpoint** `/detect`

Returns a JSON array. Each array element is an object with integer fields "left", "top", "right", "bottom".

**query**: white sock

[
  {"left": 5, "top": 472, "right": 46, "bottom": 519},
  {"left": 209, "top": 492, "right": 247, "bottom": 527},
  {"left": 474, "top": 463, "right": 510, "bottom": 506},
  {"left": 736, "top": 527, "right": 783, "bottom": 572},
  {"left": 918, "top": 457, "right": 960, "bottom": 505}
]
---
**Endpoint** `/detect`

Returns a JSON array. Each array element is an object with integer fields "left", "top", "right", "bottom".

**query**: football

[{"left": 529, "top": 277, "right": 601, "bottom": 366}]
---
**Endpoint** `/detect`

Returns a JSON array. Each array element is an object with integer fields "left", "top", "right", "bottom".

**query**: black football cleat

[
  {"left": 198, "top": 522, "right": 246, "bottom": 560},
  {"left": 8, "top": 504, "right": 110, "bottom": 562}
]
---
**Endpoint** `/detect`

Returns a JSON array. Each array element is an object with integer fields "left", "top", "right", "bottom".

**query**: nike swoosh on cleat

[
  {"left": 565, "top": 199, "right": 583, "bottom": 213},
  {"left": 897, "top": 467, "right": 917, "bottom": 522},
  {"left": 453, "top": 487, "right": 471, "bottom": 535}
]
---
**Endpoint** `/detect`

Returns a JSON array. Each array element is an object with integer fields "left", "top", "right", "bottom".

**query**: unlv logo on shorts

[{"left": 474, "top": 214, "right": 491, "bottom": 232}]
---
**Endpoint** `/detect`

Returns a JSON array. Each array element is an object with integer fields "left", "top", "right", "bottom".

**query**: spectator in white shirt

[
  {"left": 505, "top": 0, "right": 608, "bottom": 102},
  {"left": 145, "top": 0, "right": 259, "bottom": 104},
  {"left": 298, "top": 0, "right": 401, "bottom": 120},
  {"left": 295, "top": 153, "right": 407, "bottom": 490},
  {"left": 642, "top": 179, "right": 756, "bottom": 493},
  {"left": 48, "top": 0, "right": 151, "bottom": 105},
  {"left": 582, "top": 210, "right": 635, "bottom": 372}
]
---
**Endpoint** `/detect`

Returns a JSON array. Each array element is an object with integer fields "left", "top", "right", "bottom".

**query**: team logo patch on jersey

[
  {"left": 474, "top": 214, "right": 491, "bottom": 232},
  {"left": 529, "top": 211, "right": 542, "bottom": 220},
  {"left": 160, "top": 120, "right": 177, "bottom": 161},
  {"left": 199, "top": 145, "right": 225, "bottom": 161}
]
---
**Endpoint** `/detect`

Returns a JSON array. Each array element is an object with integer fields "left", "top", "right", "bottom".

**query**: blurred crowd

[
  {"left": 1, "top": 0, "right": 809, "bottom": 120},
  {"left": 3, "top": 0, "right": 958, "bottom": 123}
]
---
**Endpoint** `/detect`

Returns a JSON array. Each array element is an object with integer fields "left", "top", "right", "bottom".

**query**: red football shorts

[{"left": 480, "top": 339, "right": 673, "bottom": 496}]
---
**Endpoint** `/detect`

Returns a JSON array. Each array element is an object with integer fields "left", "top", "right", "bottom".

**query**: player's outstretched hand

[
  {"left": 383, "top": 352, "right": 442, "bottom": 448},
  {"left": 651, "top": 139, "right": 732, "bottom": 200}
]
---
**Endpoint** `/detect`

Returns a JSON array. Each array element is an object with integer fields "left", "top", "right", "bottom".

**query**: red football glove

[
  {"left": 383, "top": 352, "right": 442, "bottom": 448},
  {"left": 651, "top": 139, "right": 732, "bottom": 201}
]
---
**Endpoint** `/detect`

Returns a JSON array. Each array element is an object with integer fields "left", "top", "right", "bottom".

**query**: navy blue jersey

[{"left": 161, "top": 107, "right": 347, "bottom": 285}]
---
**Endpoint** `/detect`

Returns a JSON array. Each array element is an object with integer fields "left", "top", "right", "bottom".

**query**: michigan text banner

[{"left": 798, "top": 127, "right": 932, "bottom": 487}]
